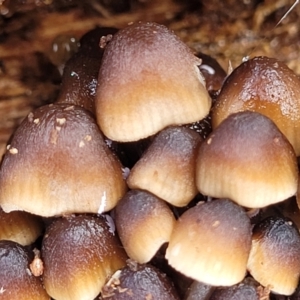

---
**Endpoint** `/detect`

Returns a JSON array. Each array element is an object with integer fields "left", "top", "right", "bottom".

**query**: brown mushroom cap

[
  {"left": 196, "top": 111, "right": 298, "bottom": 208},
  {"left": 0, "top": 103, "right": 127, "bottom": 217},
  {"left": 0, "top": 240, "right": 50, "bottom": 300},
  {"left": 101, "top": 260, "right": 180, "bottom": 300},
  {"left": 127, "top": 126, "right": 202, "bottom": 207},
  {"left": 196, "top": 52, "right": 227, "bottom": 95},
  {"left": 247, "top": 216, "right": 300, "bottom": 296},
  {"left": 212, "top": 56, "right": 300, "bottom": 155},
  {"left": 184, "top": 280, "right": 215, "bottom": 300},
  {"left": 42, "top": 214, "right": 127, "bottom": 300},
  {"left": 115, "top": 189, "right": 176, "bottom": 263},
  {"left": 166, "top": 199, "right": 252, "bottom": 286},
  {"left": 209, "top": 277, "right": 261, "bottom": 300},
  {"left": 96, "top": 21, "right": 211, "bottom": 142},
  {"left": 56, "top": 27, "right": 118, "bottom": 113},
  {"left": 0, "top": 208, "right": 43, "bottom": 246}
]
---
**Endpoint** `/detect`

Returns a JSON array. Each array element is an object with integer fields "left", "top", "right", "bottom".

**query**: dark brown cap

[
  {"left": 42, "top": 214, "right": 127, "bottom": 300},
  {"left": 56, "top": 27, "right": 118, "bottom": 113},
  {"left": 0, "top": 240, "right": 50, "bottom": 299},
  {"left": 247, "top": 216, "right": 300, "bottom": 295},
  {"left": 101, "top": 260, "right": 180, "bottom": 300}
]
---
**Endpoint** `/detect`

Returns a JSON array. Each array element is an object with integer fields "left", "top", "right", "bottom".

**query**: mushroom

[
  {"left": 196, "top": 52, "right": 227, "bottom": 99},
  {"left": 95, "top": 21, "right": 211, "bottom": 142},
  {"left": 0, "top": 240, "right": 50, "bottom": 299},
  {"left": 184, "top": 281, "right": 215, "bottom": 300},
  {"left": 100, "top": 259, "right": 180, "bottom": 300},
  {"left": 0, "top": 208, "right": 43, "bottom": 246},
  {"left": 196, "top": 111, "right": 298, "bottom": 208},
  {"left": 166, "top": 199, "right": 252, "bottom": 286},
  {"left": 56, "top": 27, "right": 118, "bottom": 113},
  {"left": 41, "top": 214, "right": 127, "bottom": 300},
  {"left": 209, "top": 277, "right": 261, "bottom": 300},
  {"left": 247, "top": 216, "right": 300, "bottom": 296},
  {"left": 127, "top": 126, "right": 202, "bottom": 207},
  {"left": 212, "top": 56, "right": 300, "bottom": 156},
  {"left": 114, "top": 189, "right": 176, "bottom": 263},
  {"left": 0, "top": 103, "right": 127, "bottom": 217}
]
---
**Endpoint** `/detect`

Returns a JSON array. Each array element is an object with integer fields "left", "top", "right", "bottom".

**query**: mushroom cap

[
  {"left": 196, "top": 52, "right": 227, "bottom": 94},
  {"left": 96, "top": 21, "right": 211, "bottom": 142},
  {"left": 196, "top": 111, "right": 298, "bottom": 208},
  {"left": 0, "top": 240, "right": 50, "bottom": 300},
  {"left": 0, "top": 208, "right": 43, "bottom": 246},
  {"left": 0, "top": 103, "right": 127, "bottom": 217},
  {"left": 166, "top": 199, "right": 252, "bottom": 286},
  {"left": 115, "top": 189, "right": 176, "bottom": 263},
  {"left": 56, "top": 27, "right": 118, "bottom": 113},
  {"left": 184, "top": 281, "right": 215, "bottom": 300},
  {"left": 101, "top": 260, "right": 180, "bottom": 299},
  {"left": 209, "top": 277, "right": 260, "bottom": 300},
  {"left": 42, "top": 214, "right": 127, "bottom": 300},
  {"left": 247, "top": 216, "right": 300, "bottom": 295},
  {"left": 212, "top": 56, "right": 300, "bottom": 155},
  {"left": 127, "top": 126, "right": 202, "bottom": 207}
]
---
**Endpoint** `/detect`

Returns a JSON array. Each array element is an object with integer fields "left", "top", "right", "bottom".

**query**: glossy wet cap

[
  {"left": 197, "top": 52, "right": 226, "bottom": 94},
  {"left": 212, "top": 56, "right": 300, "bottom": 155}
]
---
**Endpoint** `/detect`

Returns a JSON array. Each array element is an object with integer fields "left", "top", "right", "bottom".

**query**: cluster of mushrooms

[{"left": 1, "top": 20, "right": 300, "bottom": 300}]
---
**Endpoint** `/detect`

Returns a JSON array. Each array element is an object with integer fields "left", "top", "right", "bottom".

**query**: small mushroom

[
  {"left": 42, "top": 214, "right": 127, "bottom": 300},
  {"left": 56, "top": 27, "right": 118, "bottom": 113},
  {"left": 184, "top": 280, "right": 215, "bottom": 300},
  {"left": 196, "top": 52, "right": 227, "bottom": 98},
  {"left": 96, "top": 21, "right": 211, "bottom": 142},
  {"left": 127, "top": 126, "right": 202, "bottom": 207},
  {"left": 0, "top": 103, "right": 127, "bottom": 217},
  {"left": 247, "top": 216, "right": 300, "bottom": 296},
  {"left": 0, "top": 208, "right": 43, "bottom": 246},
  {"left": 100, "top": 260, "right": 180, "bottom": 299},
  {"left": 212, "top": 56, "right": 300, "bottom": 155},
  {"left": 196, "top": 111, "right": 298, "bottom": 208},
  {"left": 166, "top": 199, "right": 252, "bottom": 286},
  {"left": 0, "top": 240, "right": 50, "bottom": 299},
  {"left": 114, "top": 189, "right": 176, "bottom": 263},
  {"left": 209, "top": 277, "right": 261, "bottom": 300}
]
